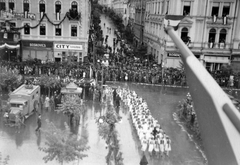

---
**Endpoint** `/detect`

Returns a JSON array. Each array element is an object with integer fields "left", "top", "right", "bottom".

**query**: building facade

[
  {"left": 144, "top": 0, "right": 240, "bottom": 71},
  {"left": 0, "top": 0, "right": 91, "bottom": 62},
  {"left": 98, "top": 0, "right": 113, "bottom": 8},
  {"left": 112, "top": 0, "right": 130, "bottom": 26},
  {"left": 131, "top": 0, "right": 145, "bottom": 47}
]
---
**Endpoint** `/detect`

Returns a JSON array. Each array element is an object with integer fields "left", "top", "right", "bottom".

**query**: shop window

[
  {"left": 24, "top": 23, "right": 30, "bottom": 34},
  {"left": 71, "top": 1, "right": 78, "bottom": 12},
  {"left": 9, "top": 0, "right": 14, "bottom": 11},
  {"left": 40, "top": 24, "right": 46, "bottom": 35},
  {"left": 208, "top": 28, "right": 216, "bottom": 48},
  {"left": 55, "top": 26, "right": 61, "bottom": 36},
  {"left": 211, "top": 2, "right": 219, "bottom": 16},
  {"left": 71, "top": 25, "right": 77, "bottom": 37},
  {"left": 23, "top": 0, "right": 29, "bottom": 12},
  {"left": 222, "top": 3, "right": 230, "bottom": 16},
  {"left": 0, "top": 0, "right": 6, "bottom": 11},
  {"left": 181, "top": 27, "right": 188, "bottom": 42},
  {"left": 55, "top": 1, "right": 61, "bottom": 20},
  {"left": 183, "top": 1, "right": 191, "bottom": 16}
]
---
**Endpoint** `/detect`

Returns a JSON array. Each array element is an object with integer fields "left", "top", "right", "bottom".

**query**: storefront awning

[{"left": 0, "top": 43, "right": 20, "bottom": 49}]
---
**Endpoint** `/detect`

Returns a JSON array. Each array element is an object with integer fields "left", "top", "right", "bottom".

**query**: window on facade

[
  {"left": 183, "top": 1, "right": 191, "bottom": 16},
  {"left": 71, "top": 25, "right": 77, "bottom": 36},
  {"left": 209, "top": 28, "right": 216, "bottom": 43},
  {"left": 71, "top": 1, "right": 78, "bottom": 12},
  {"left": 0, "top": 0, "right": 6, "bottom": 11},
  {"left": 39, "top": 0, "right": 45, "bottom": 13},
  {"left": 24, "top": 23, "right": 30, "bottom": 34},
  {"left": 219, "top": 29, "right": 227, "bottom": 43},
  {"left": 166, "top": 1, "right": 169, "bottom": 14},
  {"left": 10, "top": 22, "right": 15, "bottom": 29},
  {"left": 222, "top": 3, "right": 230, "bottom": 16},
  {"left": 181, "top": 27, "right": 189, "bottom": 42},
  {"left": 158, "top": 2, "right": 160, "bottom": 14},
  {"left": 55, "top": 26, "right": 61, "bottom": 36},
  {"left": 40, "top": 24, "right": 46, "bottom": 35},
  {"left": 211, "top": 2, "right": 219, "bottom": 16},
  {"left": 55, "top": 1, "right": 61, "bottom": 13},
  {"left": 9, "top": 0, "right": 14, "bottom": 11},
  {"left": 23, "top": 0, "right": 29, "bottom": 12}
]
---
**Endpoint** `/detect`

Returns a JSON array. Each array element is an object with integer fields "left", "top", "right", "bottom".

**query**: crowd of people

[
  {"left": 117, "top": 87, "right": 171, "bottom": 157},
  {"left": 2, "top": 57, "right": 240, "bottom": 91}
]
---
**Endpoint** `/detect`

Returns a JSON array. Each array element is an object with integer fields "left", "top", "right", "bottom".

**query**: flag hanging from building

[
  {"left": 90, "top": 65, "right": 93, "bottom": 79},
  {"left": 164, "top": 15, "right": 185, "bottom": 30}
]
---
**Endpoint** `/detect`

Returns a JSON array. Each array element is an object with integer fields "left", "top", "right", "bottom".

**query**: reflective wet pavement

[{"left": 0, "top": 83, "right": 213, "bottom": 165}]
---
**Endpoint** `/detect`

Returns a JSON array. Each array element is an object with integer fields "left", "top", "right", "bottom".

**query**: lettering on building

[
  {"left": 54, "top": 44, "right": 83, "bottom": 50},
  {"left": 29, "top": 43, "right": 46, "bottom": 47}
]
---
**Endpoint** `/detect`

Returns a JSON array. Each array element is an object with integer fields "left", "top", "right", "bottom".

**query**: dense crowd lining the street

[{"left": 1, "top": 57, "right": 240, "bottom": 91}]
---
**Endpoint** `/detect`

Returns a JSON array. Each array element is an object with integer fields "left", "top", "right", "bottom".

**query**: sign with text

[
  {"left": 22, "top": 40, "right": 53, "bottom": 48},
  {"left": 54, "top": 44, "right": 83, "bottom": 50}
]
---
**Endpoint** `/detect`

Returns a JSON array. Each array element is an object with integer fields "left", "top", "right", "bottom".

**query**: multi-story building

[
  {"left": 112, "top": 0, "right": 129, "bottom": 26},
  {"left": 144, "top": 0, "right": 240, "bottom": 71},
  {"left": 0, "top": 0, "right": 91, "bottom": 62},
  {"left": 131, "top": 0, "right": 145, "bottom": 47},
  {"left": 98, "top": 0, "right": 113, "bottom": 8}
]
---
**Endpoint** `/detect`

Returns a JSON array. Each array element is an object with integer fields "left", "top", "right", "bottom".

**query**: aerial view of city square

[{"left": 0, "top": 0, "right": 239, "bottom": 165}]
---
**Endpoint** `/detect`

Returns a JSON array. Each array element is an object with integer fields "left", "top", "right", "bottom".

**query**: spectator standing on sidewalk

[
  {"left": 45, "top": 96, "right": 50, "bottom": 111},
  {"left": 35, "top": 114, "right": 42, "bottom": 132}
]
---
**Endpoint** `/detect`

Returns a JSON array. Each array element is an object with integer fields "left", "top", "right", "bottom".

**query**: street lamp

[{"left": 162, "top": 62, "right": 165, "bottom": 86}]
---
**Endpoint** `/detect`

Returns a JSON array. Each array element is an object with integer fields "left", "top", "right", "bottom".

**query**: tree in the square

[
  {"left": 57, "top": 95, "right": 86, "bottom": 127},
  {"left": 0, "top": 67, "right": 21, "bottom": 92},
  {"left": 38, "top": 75, "right": 60, "bottom": 96},
  {"left": 39, "top": 120, "right": 89, "bottom": 165}
]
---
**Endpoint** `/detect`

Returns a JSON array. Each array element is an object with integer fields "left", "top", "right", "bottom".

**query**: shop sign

[
  {"left": 22, "top": 41, "right": 53, "bottom": 48},
  {"left": 54, "top": 44, "right": 83, "bottom": 50},
  {"left": 168, "top": 53, "right": 180, "bottom": 57}
]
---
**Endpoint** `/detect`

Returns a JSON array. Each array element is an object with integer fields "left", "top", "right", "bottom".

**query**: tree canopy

[{"left": 39, "top": 120, "right": 89, "bottom": 165}]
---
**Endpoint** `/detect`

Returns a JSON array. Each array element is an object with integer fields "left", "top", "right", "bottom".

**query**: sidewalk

[
  {"left": 115, "top": 110, "right": 142, "bottom": 165},
  {"left": 74, "top": 102, "right": 108, "bottom": 165}
]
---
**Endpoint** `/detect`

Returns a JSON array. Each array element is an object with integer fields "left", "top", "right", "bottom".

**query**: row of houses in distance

[{"left": 100, "top": 0, "right": 240, "bottom": 72}]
